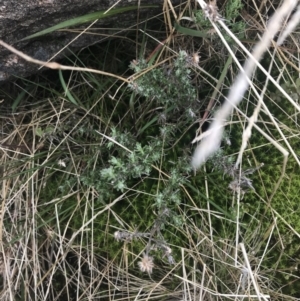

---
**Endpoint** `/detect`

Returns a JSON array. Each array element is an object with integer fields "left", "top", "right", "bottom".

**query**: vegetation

[{"left": 0, "top": 0, "right": 300, "bottom": 300}]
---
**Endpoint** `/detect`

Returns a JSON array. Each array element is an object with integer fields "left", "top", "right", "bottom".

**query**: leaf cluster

[
  {"left": 128, "top": 50, "right": 198, "bottom": 121},
  {"left": 195, "top": 0, "right": 245, "bottom": 43}
]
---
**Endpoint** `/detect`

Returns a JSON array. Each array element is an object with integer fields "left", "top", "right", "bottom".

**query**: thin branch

[{"left": 0, "top": 40, "right": 129, "bottom": 83}]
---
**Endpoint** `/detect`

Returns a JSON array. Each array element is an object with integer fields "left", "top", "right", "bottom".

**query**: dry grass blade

[
  {"left": 1, "top": 0, "right": 300, "bottom": 300},
  {"left": 192, "top": 0, "right": 299, "bottom": 169}
]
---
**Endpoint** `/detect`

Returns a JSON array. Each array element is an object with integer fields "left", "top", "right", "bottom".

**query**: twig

[{"left": 0, "top": 40, "right": 129, "bottom": 83}]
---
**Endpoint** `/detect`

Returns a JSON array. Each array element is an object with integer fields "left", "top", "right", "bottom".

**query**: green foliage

[
  {"left": 100, "top": 140, "right": 162, "bottom": 192},
  {"left": 225, "top": 0, "right": 243, "bottom": 20},
  {"left": 4, "top": 1, "right": 300, "bottom": 299},
  {"left": 128, "top": 50, "right": 197, "bottom": 121},
  {"left": 55, "top": 49, "right": 201, "bottom": 262},
  {"left": 33, "top": 65, "right": 196, "bottom": 260},
  {"left": 211, "top": 78, "right": 300, "bottom": 294},
  {"left": 195, "top": 0, "right": 245, "bottom": 42}
]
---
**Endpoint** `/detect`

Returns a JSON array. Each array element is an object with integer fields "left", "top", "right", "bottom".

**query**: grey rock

[{"left": 0, "top": 0, "right": 164, "bottom": 82}]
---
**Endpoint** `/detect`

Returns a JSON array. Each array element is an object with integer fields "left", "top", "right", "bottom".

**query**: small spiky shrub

[{"left": 0, "top": 0, "right": 300, "bottom": 300}]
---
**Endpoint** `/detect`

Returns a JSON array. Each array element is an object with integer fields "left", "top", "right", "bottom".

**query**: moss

[{"left": 202, "top": 79, "right": 300, "bottom": 294}]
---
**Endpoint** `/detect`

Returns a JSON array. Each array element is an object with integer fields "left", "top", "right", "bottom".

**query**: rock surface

[{"left": 0, "top": 0, "right": 164, "bottom": 82}]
